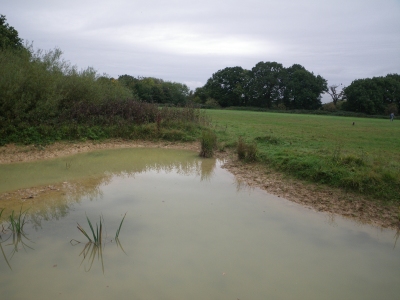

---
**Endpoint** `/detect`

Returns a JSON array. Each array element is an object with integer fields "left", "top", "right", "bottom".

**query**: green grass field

[{"left": 206, "top": 109, "right": 400, "bottom": 203}]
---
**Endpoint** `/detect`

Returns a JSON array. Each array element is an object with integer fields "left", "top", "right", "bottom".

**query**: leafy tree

[
  {"left": 283, "top": 64, "right": 327, "bottom": 110},
  {"left": 163, "top": 81, "right": 190, "bottom": 105},
  {"left": 193, "top": 87, "right": 209, "bottom": 104},
  {"left": 203, "top": 67, "right": 249, "bottom": 107},
  {"left": 343, "top": 74, "right": 400, "bottom": 114},
  {"left": 0, "top": 15, "right": 24, "bottom": 51},
  {"left": 118, "top": 74, "right": 138, "bottom": 88},
  {"left": 247, "top": 61, "right": 285, "bottom": 108}
]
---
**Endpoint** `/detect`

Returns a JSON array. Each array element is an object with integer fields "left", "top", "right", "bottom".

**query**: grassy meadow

[{"left": 206, "top": 109, "right": 400, "bottom": 203}]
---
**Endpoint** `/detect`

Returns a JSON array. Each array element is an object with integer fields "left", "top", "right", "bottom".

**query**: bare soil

[{"left": 1, "top": 140, "right": 399, "bottom": 229}]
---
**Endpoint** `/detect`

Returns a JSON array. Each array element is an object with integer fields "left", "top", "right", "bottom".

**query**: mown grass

[{"left": 206, "top": 109, "right": 400, "bottom": 203}]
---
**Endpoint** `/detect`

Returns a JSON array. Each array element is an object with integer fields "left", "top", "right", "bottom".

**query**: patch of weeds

[
  {"left": 341, "top": 155, "right": 365, "bottom": 167},
  {"left": 237, "top": 137, "right": 258, "bottom": 162},
  {"left": 255, "top": 135, "right": 281, "bottom": 145},
  {"left": 332, "top": 144, "right": 342, "bottom": 164},
  {"left": 217, "top": 142, "right": 227, "bottom": 152},
  {"left": 245, "top": 143, "right": 258, "bottom": 162},
  {"left": 200, "top": 129, "right": 217, "bottom": 158},
  {"left": 162, "top": 129, "right": 186, "bottom": 141}
]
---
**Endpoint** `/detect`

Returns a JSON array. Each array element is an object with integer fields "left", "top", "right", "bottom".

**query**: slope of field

[{"left": 207, "top": 110, "right": 400, "bottom": 203}]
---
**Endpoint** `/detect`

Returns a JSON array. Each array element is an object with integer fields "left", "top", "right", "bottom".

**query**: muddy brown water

[{"left": 0, "top": 148, "right": 399, "bottom": 299}]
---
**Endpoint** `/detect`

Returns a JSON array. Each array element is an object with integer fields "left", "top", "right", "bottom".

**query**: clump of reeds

[
  {"left": 237, "top": 137, "right": 258, "bottom": 162},
  {"left": 9, "top": 207, "right": 28, "bottom": 234},
  {"left": 75, "top": 213, "right": 127, "bottom": 273},
  {"left": 77, "top": 215, "right": 103, "bottom": 247},
  {"left": 199, "top": 129, "right": 217, "bottom": 158},
  {"left": 77, "top": 213, "right": 126, "bottom": 246}
]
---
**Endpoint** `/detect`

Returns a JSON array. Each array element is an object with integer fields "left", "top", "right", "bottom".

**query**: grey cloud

[{"left": 2, "top": 0, "right": 399, "bottom": 97}]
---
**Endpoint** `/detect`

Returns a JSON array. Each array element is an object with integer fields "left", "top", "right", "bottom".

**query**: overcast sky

[{"left": 2, "top": 0, "right": 400, "bottom": 102}]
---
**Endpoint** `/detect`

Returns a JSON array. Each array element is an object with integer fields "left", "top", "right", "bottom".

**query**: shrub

[
  {"left": 321, "top": 102, "right": 337, "bottom": 112},
  {"left": 205, "top": 98, "right": 220, "bottom": 108}
]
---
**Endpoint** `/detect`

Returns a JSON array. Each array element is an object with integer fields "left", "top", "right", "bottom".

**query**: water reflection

[
  {"left": 73, "top": 240, "right": 105, "bottom": 273},
  {"left": 0, "top": 230, "right": 34, "bottom": 270},
  {"left": 394, "top": 228, "right": 400, "bottom": 249},
  {"left": 0, "top": 149, "right": 217, "bottom": 226}
]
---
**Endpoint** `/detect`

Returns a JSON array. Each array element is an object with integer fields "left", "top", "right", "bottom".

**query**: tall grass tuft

[
  {"left": 77, "top": 215, "right": 103, "bottom": 246},
  {"left": 199, "top": 129, "right": 217, "bottom": 158},
  {"left": 237, "top": 137, "right": 258, "bottom": 162},
  {"left": 237, "top": 137, "right": 246, "bottom": 160},
  {"left": 115, "top": 213, "right": 126, "bottom": 240},
  {"left": 9, "top": 207, "right": 28, "bottom": 234},
  {"left": 77, "top": 213, "right": 126, "bottom": 245}
]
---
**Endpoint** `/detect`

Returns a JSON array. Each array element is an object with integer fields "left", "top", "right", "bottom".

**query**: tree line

[
  {"left": 1, "top": 14, "right": 399, "bottom": 115},
  {"left": 117, "top": 75, "right": 190, "bottom": 105},
  {"left": 194, "top": 62, "right": 328, "bottom": 110}
]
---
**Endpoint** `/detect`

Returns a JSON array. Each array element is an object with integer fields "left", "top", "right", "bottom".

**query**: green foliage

[
  {"left": 343, "top": 74, "right": 400, "bottom": 115},
  {"left": 282, "top": 64, "right": 327, "bottom": 110},
  {"left": 204, "top": 98, "right": 220, "bottom": 108},
  {"left": 199, "top": 62, "right": 327, "bottom": 110},
  {"left": 255, "top": 135, "right": 281, "bottom": 145},
  {"left": 248, "top": 61, "right": 285, "bottom": 108},
  {"left": 118, "top": 74, "right": 190, "bottom": 105},
  {"left": 0, "top": 46, "right": 206, "bottom": 145},
  {"left": 0, "top": 47, "right": 134, "bottom": 127},
  {"left": 0, "top": 15, "right": 24, "bottom": 51},
  {"left": 202, "top": 66, "right": 249, "bottom": 107},
  {"left": 199, "top": 130, "right": 217, "bottom": 158},
  {"left": 322, "top": 102, "right": 338, "bottom": 112}
]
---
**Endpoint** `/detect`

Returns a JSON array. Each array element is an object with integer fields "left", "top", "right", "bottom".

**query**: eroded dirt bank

[{"left": 1, "top": 140, "right": 399, "bottom": 229}]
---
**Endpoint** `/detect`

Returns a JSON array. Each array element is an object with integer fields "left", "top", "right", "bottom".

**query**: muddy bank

[{"left": 1, "top": 140, "right": 399, "bottom": 229}]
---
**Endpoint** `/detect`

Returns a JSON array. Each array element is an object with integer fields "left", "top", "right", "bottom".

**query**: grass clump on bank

[
  {"left": 207, "top": 109, "right": 400, "bottom": 203},
  {"left": 237, "top": 137, "right": 258, "bottom": 162},
  {"left": 199, "top": 129, "right": 217, "bottom": 158}
]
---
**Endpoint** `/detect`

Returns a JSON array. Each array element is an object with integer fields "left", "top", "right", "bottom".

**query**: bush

[
  {"left": 205, "top": 98, "right": 220, "bottom": 108},
  {"left": 321, "top": 102, "right": 337, "bottom": 112}
]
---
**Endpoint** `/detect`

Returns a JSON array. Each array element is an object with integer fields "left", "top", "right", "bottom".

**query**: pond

[{"left": 0, "top": 148, "right": 399, "bottom": 299}]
